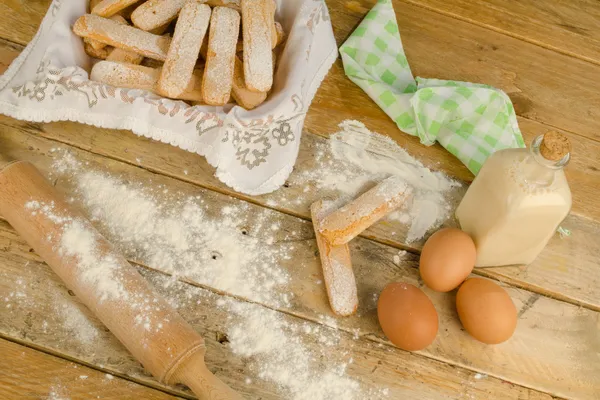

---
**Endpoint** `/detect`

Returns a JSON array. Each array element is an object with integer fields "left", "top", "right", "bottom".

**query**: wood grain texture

[
  {"left": 322, "top": 0, "right": 600, "bottom": 143},
  {"left": 4, "top": 8, "right": 599, "bottom": 220},
  {"left": 0, "top": 338, "right": 183, "bottom": 400},
  {"left": 0, "top": 162, "right": 240, "bottom": 400},
  {"left": 409, "top": 0, "right": 600, "bottom": 66},
  {"left": 0, "top": 220, "right": 557, "bottom": 400},
  {"left": 1, "top": 1, "right": 600, "bottom": 397},
  {"left": 1, "top": 115, "right": 598, "bottom": 313},
  {"left": 0, "top": 4, "right": 599, "bottom": 217},
  {"left": 0, "top": 0, "right": 47, "bottom": 46},
  {"left": 1, "top": 34, "right": 599, "bottom": 312},
  {"left": 0, "top": 128, "right": 598, "bottom": 398},
  {"left": 3, "top": 0, "right": 600, "bottom": 143}
]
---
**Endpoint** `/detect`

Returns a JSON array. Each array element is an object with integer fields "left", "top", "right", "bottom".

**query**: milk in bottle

[{"left": 456, "top": 131, "right": 572, "bottom": 267}]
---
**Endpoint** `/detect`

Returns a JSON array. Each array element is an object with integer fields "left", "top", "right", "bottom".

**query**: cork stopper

[{"left": 540, "top": 131, "right": 571, "bottom": 161}]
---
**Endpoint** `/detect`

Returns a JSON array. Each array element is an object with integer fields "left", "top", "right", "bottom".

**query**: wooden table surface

[{"left": 1, "top": 0, "right": 599, "bottom": 399}]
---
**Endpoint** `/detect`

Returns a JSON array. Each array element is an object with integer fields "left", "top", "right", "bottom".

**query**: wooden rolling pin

[{"left": 0, "top": 160, "right": 241, "bottom": 400}]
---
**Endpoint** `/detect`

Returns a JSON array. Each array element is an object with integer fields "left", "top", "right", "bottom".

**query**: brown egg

[
  {"left": 456, "top": 278, "right": 517, "bottom": 344},
  {"left": 420, "top": 228, "right": 476, "bottom": 292},
  {"left": 377, "top": 282, "right": 438, "bottom": 351}
]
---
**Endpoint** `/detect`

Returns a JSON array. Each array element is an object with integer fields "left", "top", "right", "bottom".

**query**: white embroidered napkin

[{"left": 0, "top": 0, "right": 337, "bottom": 195}]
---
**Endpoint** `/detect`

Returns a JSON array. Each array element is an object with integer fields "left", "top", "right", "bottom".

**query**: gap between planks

[
  {"left": 402, "top": 0, "right": 600, "bottom": 69},
  {"left": 0, "top": 129, "right": 596, "bottom": 398},
  {"left": 0, "top": 334, "right": 194, "bottom": 400},
  {"left": 0, "top": 221, "right": 566, "bottom": 400},
  {"left": 7, "top": 121, "right": 599, "bottom": 314},
  {"left": 1, "top": 16, "right": 600, "bottom": 148}
]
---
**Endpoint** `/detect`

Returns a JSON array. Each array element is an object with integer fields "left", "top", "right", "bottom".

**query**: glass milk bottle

[{"left": 456, "top": 131, "right": 572, "bottom": 267}]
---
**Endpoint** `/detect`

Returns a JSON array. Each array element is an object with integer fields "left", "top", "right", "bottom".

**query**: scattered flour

[
  {"left": 60, "top": 221, "right": 129, "bottom": 303},
  {"left": 218, "top": 298, "right": 367, "bottom": 400},
  {"left": 47, "top": 385, "right": 69, "bottom": 400},
  {"left": 55, "top": 298, "right": 99, "bottom": 346},
  {"left": 3, "top": 275, "right": 29, "bottom": 310},
  {"left": 288, "top": 120, "right": 460, "bottom": 242},
  {"left": 66, "top": 169, "right": 292, "bottom": 307},
  {"left": 393, "top": 249, "right": 409, "bottom": 266},
  {"left": 43, "top": 150, "right": 392, "bottom": 398},
  {"left": 25, "top": 201, "right": 129, "bottom": 304}
]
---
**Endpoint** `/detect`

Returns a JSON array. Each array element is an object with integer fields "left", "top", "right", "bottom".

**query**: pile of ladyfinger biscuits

[
  {"left": 311, "top": 176, "right": 413, "bottom": 316},
  {"left": 73, "top": 0, "right": 285, "bottom": 110}
]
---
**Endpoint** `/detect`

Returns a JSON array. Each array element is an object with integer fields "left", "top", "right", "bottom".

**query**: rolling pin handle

[{"left": 172, "top": 352, "right": 244, "bottom": 400}]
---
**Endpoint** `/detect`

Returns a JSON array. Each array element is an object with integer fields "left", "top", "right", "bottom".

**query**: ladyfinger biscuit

[
  {"left": 91, "top": 61, "right": 159, "bottom": 91},
  {"left": 311, "top": 200, "right": 358, "bottom": 317},
  {"left": 157, "top": 2, "right": 211, "bottom": 99},
  {"left": 90, "top": 0, "right": 102, "bottom": 12},
  {"left": 149, "top": 22, "right": 172, "bottom": 35},
  {"left": 273, "top": 21, "right": 285, "bottom": 48},
  {"left": 317, "top": 176, "right": 413, "bottom": 246},
  {"left": 85, "top": 14, "right": 128, "bottom": 51},
  {"left": 200, "top": 39, "right": 242, "bottom": 60},
  {"left": 241, "top": 0, "right": 274, "bottom": 92},
  {"left": 206, "top": 0, "right": 240, "bottom": 9},
  {"left": 74, "top": 14, "right": 172, "bottom": 61},
  {"left": 84, "top": 42, "right": 112, "bottom": 60},
  {"left": 106, "top": 47, "right": 144, "bottom": 64},
  {"left": 101, "top": 16, "right": 143, "bottom": 64},
  {"left": 91, "top": 61, "right": 205, "bottom": 102},
  {"left": 92, "top": 0, "right": 144, "bottom": 17},
  {"left": 231, "top": 56, "right": 267, "bottom": 109},
  {"left": 131, "top": 0, "right": 187, "bottom": 32},
  {"left": 202, "top": 7, "right": 240, "bottom": 106}
]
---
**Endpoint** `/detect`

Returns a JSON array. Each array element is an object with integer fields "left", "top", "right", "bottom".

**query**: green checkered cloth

[{"left": 339, "top": 0, "right": 525, "bottom": 175}]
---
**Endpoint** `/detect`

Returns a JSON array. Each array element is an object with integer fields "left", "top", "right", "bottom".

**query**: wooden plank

[
  {"left": 0, "top": 0, "right": 600, "bottom": 145},
  {"left": 1, "top": 115, "right": 599, "bottom": 314},
  {"left": 321, "top": 0, "right": 600, "bottom": 143},
  {"left": 408, "top": 0, "right": 600, "bottom": 66},
  {"left": 0, "top": 11, "right": 598, "bottom": 221},
  {"left": 3, "top": 0, "right": 600, "bottom": 143},
  {"left": 0, "top": 338, "right": 183, "bottom": 400},
  {"left": 1, "top": 36, "right": 599, "bottom": 311},
  {"left": 0, "top": 8, "right": 599, "bottom": 217},
  {"left": 0, "top": 222, "right": 556, "bottom": 400},
  {"left": 0, "top": 127, "right": 597, "bottom": 398},
  {"left": 0, "top": 0, "right": 47, "bottom": 46}
]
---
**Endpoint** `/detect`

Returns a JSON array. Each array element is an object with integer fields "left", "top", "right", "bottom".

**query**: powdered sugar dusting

[
  {"left": 327, "top": 259, "right": 358, "bottom": 315},
  {"left": 242, "top": 0, "right": 274, "bottom": 91},
  {"left": 75, "top": 14, "right": 171, "bottom": 61},
  {"left": 159, "top": 2, "right": 210, "bottom": 97},
  {"left": 131, "top": 0, "right": 187, "bottom": 31},
  {"left": 203, "top": 6, "right": 240, "bottom": 104}
]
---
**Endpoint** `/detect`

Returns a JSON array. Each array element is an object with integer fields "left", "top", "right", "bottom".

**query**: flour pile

[
  {"left": 47, "top": 151, "right": 383, "bottom": 399},
  {"left": 220, "top": 298, "right": 366, "bottom": 400},
  {"left": 285, "top": 120, "right": 460, "bottom": 242},
  {"left": 53, "top": 152, "right": 293, "bottom": 307}
]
